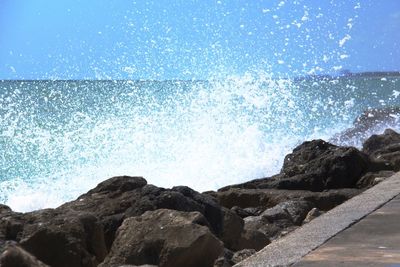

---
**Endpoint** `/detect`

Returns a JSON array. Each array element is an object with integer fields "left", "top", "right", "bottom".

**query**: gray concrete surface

[
  {"left": 293, "top": 195, "right": 400, "bottom": 267},
  {"left": 234, "top": 172, "right": 400, "bottom": 267}
]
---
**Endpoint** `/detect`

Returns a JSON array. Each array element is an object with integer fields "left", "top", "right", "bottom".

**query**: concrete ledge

[{"left": 234, "top": 172, "right": 400, "bottom": 267}]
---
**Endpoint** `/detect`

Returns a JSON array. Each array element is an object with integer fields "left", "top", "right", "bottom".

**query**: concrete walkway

[
  {"left": 235, "top": 173, "right": 400, "bottom": 267},
  {"left": 294, "top": 195, "right": 400, "bottom": 266}
]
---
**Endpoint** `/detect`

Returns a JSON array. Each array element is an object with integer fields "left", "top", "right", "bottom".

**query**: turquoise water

[{"left": 1, "top": 74, "right": 399, "bottom": 211}]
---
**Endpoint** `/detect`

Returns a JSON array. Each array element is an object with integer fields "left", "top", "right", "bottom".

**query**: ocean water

[{"left": 1, "top": 74, "right": 399, "bottom": 211}]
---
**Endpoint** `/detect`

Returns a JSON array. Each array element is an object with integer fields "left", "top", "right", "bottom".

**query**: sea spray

[
  {"left": 1, "top": 74, "right": 399, "bottom": 211},
  {"left": 1, "top": 1, "right": 399, "bottom": 211}
]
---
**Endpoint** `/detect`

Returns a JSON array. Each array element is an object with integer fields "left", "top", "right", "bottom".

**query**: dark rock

[
  {"left": 330, "top": 107, "right": 400, "bottom": 145},
  {"left": 213, "top": 257, "right": 233, "bottom": 267},
  {"left": 276, "top": 140, "right": 389, "bottom": 190},
  {"left": 218, "top": 174, "right": 282, "bottom": 192},
  {"left": 235, "top": 229, "right": 270, "bottom": 251},
  {"left": 61, "top": 177, "right": 224, "bottom": 249},
  {"left": 213, "top": 249, "right": 234, "bottom": 267},
  {"left": 0, "top": 208, "right": 107, "bottom": 267},
  {"left": 0, "top": 177, "right": 227, "bottom": 267},
  {"left": 261, "top": 200, "right": 314, "bottom": 226},
  {"left": 362, "top": 129, "right": 400, "bottom": 171},
  {"left": 362, "top": 129, "right": 400, "bottom": 154},
  {"left": 230, "top": 206, "right": 260, "bottom": 218},
  {"left": 86, "top": 176, "right": 147, "bottom": 195},
  {"left": 214, "top": 188, "right": 361, "bottom": 211},
  {"left": 0, "top": 204, "right": 12, "bottom": 214},
  {"left": 99, "top": 209, "right": 224, "bottom": 267},
  {"left": 214, "top": 188, "right": 272, "bottom": 209},
  {"left": 277, "top": 225, "right": 299, "bottom": 238},
  {"left": 0, "top": 241, "right": 49, "bottom": 267},
  {"left": 301, "top": 189, "right": 363, "bottom": 211},
  {"left": 171, "top": 186, "right": 224, "bottom": 236},
  {"left": 303, "top": 208, "right": 323, "bottom": 224},
  {"left": 231, "top": 249, "right": 256, "bottom": 264},
  {"left": 220, "top": 140, "right": 390, "bottom": 192},
  {"left": 240, "top": 200, "right": 312, "bottom": 241},
  {"left": 22, "top": 210, "right": 106, "bottom": 267},
  {"left": 356, "top": 170, "right": 395, "bottom": 188},
  {"left": 243, "top": 215, "right": 281, "bottom": 240},
  {"left": 220, "top": 208, "right": 244, "bottom": 250}
]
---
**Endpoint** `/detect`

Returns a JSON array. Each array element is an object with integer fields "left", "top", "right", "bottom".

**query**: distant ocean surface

[{"left": 1, "top": 74, "right": 399, "bottom": 211}]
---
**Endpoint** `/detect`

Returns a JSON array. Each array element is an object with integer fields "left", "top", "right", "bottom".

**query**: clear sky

[{"left": 0, "top": 0, "right": 399, "bottom": 80}]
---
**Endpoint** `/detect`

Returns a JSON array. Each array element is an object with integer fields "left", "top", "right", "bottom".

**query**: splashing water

[
  {"left": 1, "top": 1, "right": 400, "bottom": 211},
  {"left": 1, "top": 74, "right": 399, "bottom": 211}
]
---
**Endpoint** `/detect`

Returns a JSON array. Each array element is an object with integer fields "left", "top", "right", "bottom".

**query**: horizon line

[{"left": 0, "top": 70, "right": 399, "bottom": 82}]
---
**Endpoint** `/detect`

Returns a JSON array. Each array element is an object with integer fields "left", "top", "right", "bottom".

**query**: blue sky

[{"left": 0, "top": 0, "right": 399, "bottom": 79}]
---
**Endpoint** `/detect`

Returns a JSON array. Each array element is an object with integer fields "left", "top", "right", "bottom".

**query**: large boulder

[
  {"left": 356, "top": 170, "right": 395, "bottom": 188},
  {"left": 362, "top": 129, "right": 400, "bottom": 171},
  {"left": 243, "top": 215, "right": 281, "bottom": 240},
  {"left": 61, "top": 176, "right": 224, "bottom": 249},
  {"left": 219, "top": 140, "right": 390, "bottom": 191},
  {"left": 235, "top": 229, "right": 270, "bottom": 251},
  {"left": 220, "top": 208, "right": 244, "bottom": 251},
  {"left": 242, "top": 200, "right": 313, "bottom": 241},
  {"left": 0, "top": 209, "right": 106, "bottom": 267},
  {"left": 261, "top": 200, "right": 313, "bottom": 226},
  {"left": 275, "top": 140, "right": 388, "bottom": 191},
  {"left": 99, "top": 209, "right": 224, "bottom": 267},
  {"left": 0, "top": 177, "right": 230, "bottom": 267},
  {"left": 0, "top": 242, "right": 49, "bottom": 267},
  {"left": 330, "top": 107, "right": 400, "bottom": 145},
  {"left": 0, "top": 204, "right": 12, "bottom": 214}
]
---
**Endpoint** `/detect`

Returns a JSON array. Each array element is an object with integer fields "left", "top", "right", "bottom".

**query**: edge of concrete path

[{"left": 234, "top": 172, "right": 400, "bottom": 267}]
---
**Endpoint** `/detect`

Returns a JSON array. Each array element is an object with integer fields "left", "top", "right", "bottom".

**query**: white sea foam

[
  {"left": 0, "top": 74, "right": 305, "bottom": 211},
  {"left": 2, "top": 73, "right": 399, "bottom": 212}
]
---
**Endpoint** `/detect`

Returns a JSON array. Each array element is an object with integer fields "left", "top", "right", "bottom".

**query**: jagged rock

[
  {"left": 261, "top": 200, "right": 314, "bottom": 226},
  {"left": 0, "top": 242, "right": 49, "bottom": 267},
  {"left": 0, "top": 208, "right": 107, "bottom": 267},
  {"left": 213, "top": 257, "right": 233, "bottom": 267},
  {"left": 0, "top": 177, "right": 228, "bottom": 267},
  {"left": 303, "top": 208, "right": 323, "bottom": 224},
  {"left": 363, "top": 128, "right": 400, "bottom": 154},
  {"left": 235, "top": 229, "right": 270, "bottom": 251},
  {"left": 230, "top": 206, "right": 260, "bottom": 218},
  {"left": 243, "top": 215, "right": 281, "bottom": 240},
  {"left": 16, "top": 210, "right": 106, "bottom": 267},
  {"left": 220, "top": 208, "right": 244, "bottom": 250},
  {"left": 23, "top": 211, "right": 106, "bottom": 267},
  {"left": 219, "top": 140, "right": 390, "bottom": 192},
  {"left": 99, "top": 209, "right": 223, "bottom": 267},
  {"left": 214, "top": 188, "right": 361, "bottom": 211},
  {"left": 231, "top": 249, "right": 256, "bottom": 264},
  {"left": 356, "top": 170, "right": 395, "bottom": 188},
  {"left": 330, "top": 107, "right": 400, "bottom": 145},
  {"left": 61, "top": 177, "right": 224, "bottom": 249},
  {"left": 213, "top": 249, "right": 234, "bottom": 267},
  {"left": 0, "top": 204, "right": 12, "bottom": 214},
  {"left": 241, "top": 200, "right": 313, "bottom": 241},
  {"left": 276, "top": 140, "right": 389, "bottom": 190},
  {"left": 362, "top": 129, "right": 400, "bottom": 170}
]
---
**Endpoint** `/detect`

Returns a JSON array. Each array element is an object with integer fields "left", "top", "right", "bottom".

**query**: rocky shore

[{"left": 1, "top": 127, "right": 400, "bottom": 267}]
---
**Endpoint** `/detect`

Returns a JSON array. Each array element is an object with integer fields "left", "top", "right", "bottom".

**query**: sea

[{"left": 1, "top": 73, "right": 399, "bottom": 212}]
